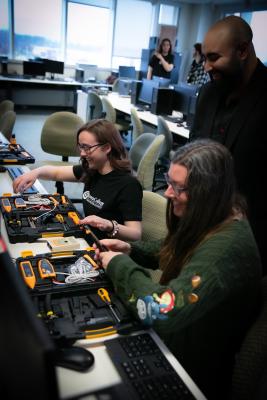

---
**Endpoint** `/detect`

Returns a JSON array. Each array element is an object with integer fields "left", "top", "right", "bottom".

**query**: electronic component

[
  {"left": 46, "top": 236, "right": 80, "bottom": 252},
  {"left": 19, "top": 260, "right": 36, "bottom": 289},
  {"left": 38, "top": 258, "right": 56, "bottom": 279},
  {"left": 1, "top": 197, "right": 12, "bottom": 213},
  {"left": 14, "top": 197, "right": 26, "bottom": 208}
]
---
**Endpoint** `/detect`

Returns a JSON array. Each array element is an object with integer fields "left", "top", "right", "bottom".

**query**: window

[
  {"left": 159, "top": 4, "right": 179, "bottom": 26},
  {"left": 112, "top": 0, "right": 153, "bottom": 69},
  {"left": 13, "top": 0, "right": 63, "bottom": 60},
  {"left": 0, "top": 0, "right": 10, "bottom": 56},
  {"left": 66, "top": 2, "right": 112, "bottom": 67},
  {"left": 247, "top": 11, "right": 267, "bottom": 65}
]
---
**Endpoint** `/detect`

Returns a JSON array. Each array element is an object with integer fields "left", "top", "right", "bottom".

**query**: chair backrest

[
  {"left": 142, "top": 190, "right": 167, "bottom": 241},
  {"left": 101, "top": 96, "right": 116, "bottom": 124},
  {"left": 40, "top": 111, "right": 84, "bottom": 158},
  {"left": 157, "top": 115, "right": 173, "bottom": 159},
  {"left": 87, "top": 92, "right": 103, "bottom": 121},
  {"left": 0, "top": 110, "right": 16, "bottom": 140},
  {"left": 0, "top": 100, "right": 14, "bottom": 119},
  {"left": 137, "top": 134, "right": 164, "bottom": 190},
  {"left": 231, "top": 276, "right": 267, "bottom": 400},
  {"left": 112, "top": 78, "right": 119, "bottom": 92},
  {"left": 130, "top": 107, "right": 144, "bottom": 143},
  {"left": 129, "top": 132, "right": 156, "bottom": 171}
]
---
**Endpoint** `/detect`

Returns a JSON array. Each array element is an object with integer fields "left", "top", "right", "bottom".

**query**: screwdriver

[
  {"left": 97, "top": 288, "right": 121, "bottom": 323},
  {"left": 55, "top": 213, "right": 67, "bottom": 231}
]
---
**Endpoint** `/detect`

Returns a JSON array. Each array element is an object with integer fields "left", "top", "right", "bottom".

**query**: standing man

[{"left": 190, "top": 15, "right": 267, "bottom": 274}]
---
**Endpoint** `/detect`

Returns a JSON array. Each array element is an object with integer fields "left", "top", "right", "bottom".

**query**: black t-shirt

[
  {"left": 73, "top": 165, "right": 143, "bottom": 239},
  {"left": 149, "top": 53, "right": 174, "bottom": 79}
]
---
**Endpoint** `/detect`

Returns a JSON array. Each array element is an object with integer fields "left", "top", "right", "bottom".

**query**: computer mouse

[{"left": 55, "top": 346, "right": 95, "bottom": 372}]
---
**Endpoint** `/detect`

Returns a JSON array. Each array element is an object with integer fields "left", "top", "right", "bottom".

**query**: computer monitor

[
  {"left": 118, "top": 66, "right": 136, "bottom": 80},
  {"left": 23, "top": 61, "right": 46, "bottom": 77},
  {"left": 77, "top": 64, "right": 97, "bottom": 82},
  {"left": 118, "top": 79, "right": 132, "bottom": 97},
  {"left": 0, "top": 236, "right": 59, "bottom": 399},
  {"left": 152, "top": 76, "right": 171, "bottom": 88},
  {"left": 173, "top": 83, "right": 199, "bottom": 120},
  {"left": 43, "top": 59, "right": 64, "bottom": 78},
  {"left": 138, "top": 78, "right": 160, "bottom": 106}
]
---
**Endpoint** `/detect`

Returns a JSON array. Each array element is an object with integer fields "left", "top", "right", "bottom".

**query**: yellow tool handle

[
  {"left": 97, "top": 287, "right": 111, "bottom": 304},
  {"left": 68, "top": 211, "right": 80, "bottom": 225},
  {"left": 55, "top": 213, "right": 64, "bottom": 223}
]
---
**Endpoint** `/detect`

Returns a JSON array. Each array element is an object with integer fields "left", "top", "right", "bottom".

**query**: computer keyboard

[
  {"left": 6, "top": 167, "right": 38, "bottom": 194},
  {"left": 104, "top": 332, "right": 196, "bottom": 400}
]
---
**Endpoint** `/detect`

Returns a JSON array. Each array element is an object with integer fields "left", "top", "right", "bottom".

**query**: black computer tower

[
  {"left": 131, "top": 80, "right": 142, "bottom": 105},
  {"left": 151, "top": 88, "right": 174, "bottom": 115}
]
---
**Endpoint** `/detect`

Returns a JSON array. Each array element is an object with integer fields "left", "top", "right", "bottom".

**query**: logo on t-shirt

[{"left": 83, "top": 191, "right": 104, "bottom": 210}]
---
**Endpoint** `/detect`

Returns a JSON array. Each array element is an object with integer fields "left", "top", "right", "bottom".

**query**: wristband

[{"left": 108, "top": 220, "right": 119, "bottom": 238}]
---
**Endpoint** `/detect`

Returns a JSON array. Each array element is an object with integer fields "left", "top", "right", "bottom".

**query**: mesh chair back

[
  {"left": 0, "top": 100, "right": 14, "bottom": 119},
  {"left": 0, "top": 110, "right": 16, "bottom": 140},
  {"left": 129, "top": 132, "right": 156, "bottom": 171},
  {"left": 142, "top": 190, "right": 167, "bottom": 241},
  {"left": 157, "top": 115, "right": 173, "bottom": 159},
  {"left": 137, "top": 134, "right": 164, "bottom": 190},
  {"left": 101, "top": 97, "right": 116, "bottom": 124},
  {"left": 130, "top": 108, "right": 144, "bottom": 143},
  {"left": 87, "top": 92, "right": 103, "bottom": 121},
  {"left": 41, "top": 111, "right": 84, "bottom": 157}
]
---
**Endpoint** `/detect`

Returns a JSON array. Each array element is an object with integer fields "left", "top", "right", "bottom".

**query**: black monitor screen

[
  {"left": 43, "top": 59, "right": 64, "bottom": 75},
  {"left": 0, "top": 236, "right": 59, "bottom": 399},
  {"left": 138, "top": 79, "right": 160, "bottom": 105},
  {"left": 152, "top": 76, "right": 171, "bottom": 87},
  {"left": 23, "top": 61, "right": 46, "bottom": 77},
  {"left": 119, "top": 66, "right": 136, "bottom": 79},
  {"left": 173, "top": 83, "right": 199, "bottom": 117}
]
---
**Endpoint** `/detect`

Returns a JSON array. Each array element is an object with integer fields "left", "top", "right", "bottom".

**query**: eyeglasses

[
  {"left": 77, "top": 143, "right": 106, "bottom": 153},
  {"left": 164, "top": 173, "right": 187, "bottom": 196}
]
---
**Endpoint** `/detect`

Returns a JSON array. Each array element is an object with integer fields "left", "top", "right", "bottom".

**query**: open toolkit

[
  {"left": 0, "top": 193, "right": 86, "bottom": 243},
  {"left": 0, "top": 141, "right": 35, "bottom": 164},
  {"left": 16, "top": 249, "right": 137, "bottom": 343}
]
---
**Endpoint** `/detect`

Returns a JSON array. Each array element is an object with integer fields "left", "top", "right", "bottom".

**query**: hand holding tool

[{"left": 97, "top": 288, "right": 121, "bottom": 323}]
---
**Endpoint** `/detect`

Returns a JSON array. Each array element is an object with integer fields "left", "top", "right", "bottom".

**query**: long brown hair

[
  {"left": 159, "top": 139, "right": 246, "bottom": 284},
  {"left": 77, "top": 119, "right": 131, "bottom": 176}
]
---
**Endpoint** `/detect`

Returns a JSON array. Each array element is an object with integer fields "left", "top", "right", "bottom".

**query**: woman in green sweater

[{"left": 96, "top": 139, "right": 262, "bottom": 399}]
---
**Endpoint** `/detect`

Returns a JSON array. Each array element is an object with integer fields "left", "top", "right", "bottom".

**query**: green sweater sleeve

[
  {"left": 129, "top": 239, "right": 163, "bottom": 269},
  {"left": 107, "top": 220, "right": 261, "bottom": 335}
]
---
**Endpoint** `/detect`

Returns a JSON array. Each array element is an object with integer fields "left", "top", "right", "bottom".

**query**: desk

[
  {"left": 0, "top": 75, "right": 82, "bottom": 109},
  {"left": 0, "top": 154, "right": 206, "bottom": 400},
  {"left": 76, "top": 91, "right": 189, "bottom": 142},
  {"left": 108, "top": 92, "right": 189, "bottom": 141}
]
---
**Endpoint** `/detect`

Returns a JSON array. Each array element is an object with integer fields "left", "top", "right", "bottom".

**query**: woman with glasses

[
  {"left": 13, "top": 119, "right": 142, "bottom": 241},
  {"left": 93, "top": 139, "right": 261, "bottom": 399}
]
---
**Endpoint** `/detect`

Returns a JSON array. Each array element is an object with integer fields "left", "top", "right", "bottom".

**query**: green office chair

[
  {"left": 39, "top": 111, "right": 84, "bottom": 194},
  {"left": 0, "top": 100, "right": 14, "bottom": 119},
  {"left": 101, "top": 96, "right": 130, "bottom": 136},
  {"left": 0, "top": 110, "right": 16, "bottom": 140},
  {"left": 87, "top": 92, "right": 104, "bottom": 121},
  {"left": 129, "top": 133, "right": 164, "bottom": 191},
  {"left": 130, "top": 107, "right": 144, "bottom": 143}
]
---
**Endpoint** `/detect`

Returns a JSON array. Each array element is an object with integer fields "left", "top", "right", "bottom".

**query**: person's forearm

[
  {"left": 147, "top": 66, "right": 153, "bottom": 80},
  {"left": 35, "top": 165, "right": 75, "bottom": 182},
  {"left": 160, "top": 57, "right": 173, "bottom": 72},
  {"left": 116, "top": 223, "right": 141, "bottom": 241}
]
